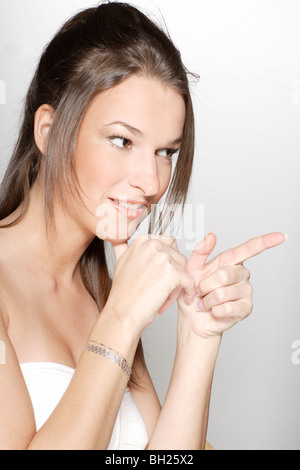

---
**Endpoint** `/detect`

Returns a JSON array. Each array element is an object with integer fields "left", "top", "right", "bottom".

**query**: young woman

[{"left": 0, "top": 2, "right": 286, "bottom": 450}]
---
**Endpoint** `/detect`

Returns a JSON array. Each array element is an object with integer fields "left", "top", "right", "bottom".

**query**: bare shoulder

[
  {"left": 0, "top": 228, "right": 24, "bottom": 327},
  {"left": 0, "top": 307, "right": 9, "bottom": 367},
  {"left": 0, "top": 251, "right": 10, "bottom": 330},
  {"left": 0, "top": 308, "right": 7, "bottom": 358},
  {"left": 0, "top": 298, "right": 9, "bottom": 331},
  {"left": 0, "top": 289, "right": 36, "bottom": 449}
]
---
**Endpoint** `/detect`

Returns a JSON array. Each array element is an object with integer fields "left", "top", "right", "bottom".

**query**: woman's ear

[{"left": 34, "top": 104, "right": 55, "bottom": 155}]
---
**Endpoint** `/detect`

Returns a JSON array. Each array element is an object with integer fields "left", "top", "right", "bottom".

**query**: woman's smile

[{"left": 108, "top": 198, "right": 149, "bottom": 220}]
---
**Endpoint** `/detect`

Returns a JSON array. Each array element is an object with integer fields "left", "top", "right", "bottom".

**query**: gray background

[{"left": 0, "top": 0, "right": 299, "bottom": 450}]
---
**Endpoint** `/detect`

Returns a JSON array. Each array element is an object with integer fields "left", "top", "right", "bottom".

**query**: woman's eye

[
  {"left": 109, "top": 136, "right": 132, "bottom": 150},
  {"left": 157, "top": 148, "right": 180, "bottom": 159}
]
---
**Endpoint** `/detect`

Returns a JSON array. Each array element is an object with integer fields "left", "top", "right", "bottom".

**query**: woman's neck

[{"left": 0, "top": 178, "right": 95, "bottom": 292}]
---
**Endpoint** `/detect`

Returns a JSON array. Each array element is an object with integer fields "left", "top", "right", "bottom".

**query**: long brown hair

[{"left": 0, "top": 2, "right": 196, "bottom": 384}]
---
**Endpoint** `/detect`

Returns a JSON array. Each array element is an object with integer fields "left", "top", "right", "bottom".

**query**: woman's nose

[{"left": 128, "top": 153, "right": 160, "bottom": 196}]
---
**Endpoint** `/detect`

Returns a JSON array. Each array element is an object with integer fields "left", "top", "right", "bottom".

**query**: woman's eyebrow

[
  {"left": 170, "top": 137, "right": 182, "bottom": 146},
  {"left": 104, "top": 121, "right": 143, "bottom": 137},
  {"left": 104, "top": 120, "right": 182, "bottom": 146}
]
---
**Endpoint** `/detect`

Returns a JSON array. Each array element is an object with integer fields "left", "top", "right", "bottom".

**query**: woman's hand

[
  {"left": 107, "top": 235, "right": 195, "bottom": 334},
  {"left": 177, "top": 232, "right": 287, "bottom": 339}
]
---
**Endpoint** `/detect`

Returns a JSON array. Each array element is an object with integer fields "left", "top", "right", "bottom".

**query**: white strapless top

[{"left": 20, "top": 362, "right": 148, "bottom": 450}]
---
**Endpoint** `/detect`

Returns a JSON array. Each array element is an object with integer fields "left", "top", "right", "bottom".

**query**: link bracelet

[{"left": 84, "top": 340, "right": 132, "bottom": 381}]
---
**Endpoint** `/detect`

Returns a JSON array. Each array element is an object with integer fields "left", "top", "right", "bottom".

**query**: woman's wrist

[
  {"left": 165, "top": 311, "right": 222, "bottom": 409},
  {"left": 177, "top": 309, "right": 222, "bottom": 351},
  {"left": 174, "top": 319, "right": 221, "bottom": 391},
  {"left": 90, "top": 303, "right": 141, "bottom": 367}
]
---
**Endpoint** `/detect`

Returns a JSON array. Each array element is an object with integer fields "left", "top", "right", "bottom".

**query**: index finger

[{"left": 208, "top": 232, "right": 287, "bottom": 268}]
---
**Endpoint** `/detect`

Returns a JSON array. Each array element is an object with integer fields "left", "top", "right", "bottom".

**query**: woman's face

[{"left": 71, "top": 74, "right": 186, "bottom": 243}]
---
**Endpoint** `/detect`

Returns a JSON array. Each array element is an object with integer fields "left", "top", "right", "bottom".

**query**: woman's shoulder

[
  {"left": 0, "top": 256, "right": 9, "bottom": 334},
  {"left": 0, "top": 307, "right": 8, "bottom": 336},
  {"left": 0, "top": 268, "right": 9, "bottom": 331},
  {"left": 0, "top": 238, "right": 12, "bottom": 330},
  {"left": 0, "top": 306, "right": 9, "bottom": 332}
]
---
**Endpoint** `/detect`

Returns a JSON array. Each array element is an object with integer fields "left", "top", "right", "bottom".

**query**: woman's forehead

[{"left": 84, "top": 75, "right": 186, "bottom": 140}]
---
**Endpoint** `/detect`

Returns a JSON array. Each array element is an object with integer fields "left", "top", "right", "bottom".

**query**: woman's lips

[{"left": 109, "top": 199, "right": 148, "bottom": 220}]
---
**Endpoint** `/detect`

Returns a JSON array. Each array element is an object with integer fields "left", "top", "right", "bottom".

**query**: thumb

[
  {"left": 187, "top": 233, "right": 217, "bottom": 273},
  {"left": 112, "top": 241, "right": 129, "bottom": 263}
]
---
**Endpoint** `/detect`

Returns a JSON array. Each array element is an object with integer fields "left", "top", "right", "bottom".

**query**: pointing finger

[{"left": 208, "top": 232, "right": 287, "bottom": 269}]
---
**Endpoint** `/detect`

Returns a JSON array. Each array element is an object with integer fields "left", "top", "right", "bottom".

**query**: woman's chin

[
  {"left": 97, "top": 235, "right": 131, "bottom": 245},
  {"left": 95, "top": 224, "right": 137, "bottom": 245}
]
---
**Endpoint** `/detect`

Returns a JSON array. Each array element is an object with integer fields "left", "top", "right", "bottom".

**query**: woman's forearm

[
  {"left": 27, "top": 308, "right": 140, "bottom": 450},
  {"left": 148, "top": 315, "right": 221, "bottom": 450}
]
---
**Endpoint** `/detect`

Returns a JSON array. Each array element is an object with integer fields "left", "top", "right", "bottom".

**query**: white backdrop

[{"left": 0, "top": 0, "right": 299, "bottom": 450}]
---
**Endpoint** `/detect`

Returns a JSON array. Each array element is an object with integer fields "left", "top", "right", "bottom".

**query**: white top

[{"left": 20, "top": 362, "right": 148, "bottom": 450}]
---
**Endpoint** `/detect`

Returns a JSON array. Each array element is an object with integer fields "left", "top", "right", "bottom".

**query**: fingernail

[
  {"left": 284, "top": 233, "right": 288, "bottom": 241},
  {"left": 195, "top": 299, "right": 204, "bottom": 312}
]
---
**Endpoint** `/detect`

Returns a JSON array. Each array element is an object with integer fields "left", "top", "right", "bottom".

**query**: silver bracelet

[{"left": 84, "top": 340, "right": 132, "bottom": 381}]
